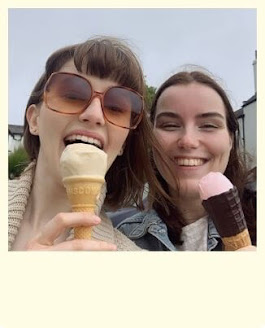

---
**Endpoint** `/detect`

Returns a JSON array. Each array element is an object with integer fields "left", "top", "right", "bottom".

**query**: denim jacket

[{"left": 116, "top": 209, "right": 222, "bottom": 251}]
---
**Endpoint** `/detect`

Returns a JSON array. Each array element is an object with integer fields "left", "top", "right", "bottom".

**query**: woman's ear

[{"left": 26, "top": 104, "right": 40, "bottom": 135}]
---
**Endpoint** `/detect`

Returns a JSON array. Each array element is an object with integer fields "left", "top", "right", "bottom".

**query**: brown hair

[
  {"left": 23, "top": 36, "right": 169, "bottom": 210},
  {"left": 150, "top": 71, "right": 256, "bottom": 245}
]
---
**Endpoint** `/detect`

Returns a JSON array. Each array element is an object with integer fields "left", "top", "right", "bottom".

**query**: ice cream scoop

[
  {"left": 199, "top": 172, "right": 233, "bottom": 200},
  {"left": 60, "top": 143, "right": 107, "bottom": 178},
  {"left": 198, "top": 172, "right": 251, "bottom": 251},
  {"left": 60, "top": 143, "right": 107, "bottom": 239}
]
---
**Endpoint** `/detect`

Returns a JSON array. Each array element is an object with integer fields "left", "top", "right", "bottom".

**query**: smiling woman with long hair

[{"left": 117, "top": 70, "right": 256, "bottom": 251}]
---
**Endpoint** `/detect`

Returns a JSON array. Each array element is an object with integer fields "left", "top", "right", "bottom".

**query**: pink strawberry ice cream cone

[{"left": 198, "top": 172, "right": 251, "bottom": 251}]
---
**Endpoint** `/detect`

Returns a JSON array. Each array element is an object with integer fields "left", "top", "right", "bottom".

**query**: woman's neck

[
  {"left": 169, "top": 188, "right": 207, "bottom": 225},
  {"left": 25, "top": 158, "right": 71, "bottom": 231}
]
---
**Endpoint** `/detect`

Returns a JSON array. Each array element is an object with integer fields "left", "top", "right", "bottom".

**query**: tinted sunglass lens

[
  {"left": 46, "top": 74, "right": 91, "bottom": 113},
  {"left": 103, "top": 88, "right": 142, "bottom": 128}
]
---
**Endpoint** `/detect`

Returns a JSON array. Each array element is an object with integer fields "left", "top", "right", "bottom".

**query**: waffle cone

[
  {"left": 63, "top": 175, "right": 105, "bottom": 239},
  {"left": 222, "top": 229, "right": 252, "bottom": 251}
]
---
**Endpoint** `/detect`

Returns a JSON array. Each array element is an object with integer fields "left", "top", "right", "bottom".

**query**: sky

[{"left": 8, "top": 8, "right": 257, "bottom": 125}]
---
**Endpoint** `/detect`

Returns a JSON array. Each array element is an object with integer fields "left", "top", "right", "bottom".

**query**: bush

[{"left": 8, "top": 146, "right": 29, "bottom": 179}]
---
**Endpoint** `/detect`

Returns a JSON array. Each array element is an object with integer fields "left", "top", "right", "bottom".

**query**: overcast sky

[{"left": 8, "top": 8, "right": 256, "bottom": 125}]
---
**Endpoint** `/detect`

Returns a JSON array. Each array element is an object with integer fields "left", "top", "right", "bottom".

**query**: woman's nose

[
  {"left": 78, "top": 97, "right": 105, "bottom": 125},
  {"left": 177, "top": 129, "right": 199, "bottom": 149}
]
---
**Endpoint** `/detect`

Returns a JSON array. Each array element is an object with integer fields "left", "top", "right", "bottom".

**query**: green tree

[
  {"left": 8, "top": 146, "right": 29, "bottom": 179},
  {"left": 145, "top": 83, "right": 156, "bottom": 113}
]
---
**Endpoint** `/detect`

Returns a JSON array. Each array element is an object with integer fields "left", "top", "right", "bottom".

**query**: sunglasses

[{"left": 43, "top": 72, "right": 144, "bottom": 129}]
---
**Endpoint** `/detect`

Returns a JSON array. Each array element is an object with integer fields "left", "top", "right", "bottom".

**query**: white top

[{"left": 178, "top": 216, "right": 208, "bottom": 251}]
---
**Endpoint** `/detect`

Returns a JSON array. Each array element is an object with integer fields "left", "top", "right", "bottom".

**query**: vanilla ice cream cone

[{"left": 60, "top": 144, "right": 107, "bottom": 239}]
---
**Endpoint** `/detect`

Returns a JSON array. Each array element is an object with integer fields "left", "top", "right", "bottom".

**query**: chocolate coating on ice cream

[{"left": 202, "top": 186, "right": 247, "bottom": 237}]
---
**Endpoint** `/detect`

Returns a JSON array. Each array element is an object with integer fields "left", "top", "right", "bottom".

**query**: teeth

[
  {"left": 175, "top": 158, "right": 204, "bottom": 166},
  {"left": 65, "top": 134, "right": 102, "bottom": 148}
]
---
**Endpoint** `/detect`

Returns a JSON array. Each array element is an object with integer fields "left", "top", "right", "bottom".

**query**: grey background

[{"left": 9, "top": 8, "right": 256, "bottom": 125}]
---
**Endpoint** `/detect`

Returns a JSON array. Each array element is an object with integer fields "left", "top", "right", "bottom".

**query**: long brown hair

[
  {"left": 23, "top": 36, "right": 169, "bottom": 210},
  {"left": 150, "top": 71, "right": 256, "bottom": 245}
]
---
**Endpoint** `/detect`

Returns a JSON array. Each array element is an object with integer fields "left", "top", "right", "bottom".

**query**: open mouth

[{"left": 64, "top": 134, "right": 103, "bottom": 150}]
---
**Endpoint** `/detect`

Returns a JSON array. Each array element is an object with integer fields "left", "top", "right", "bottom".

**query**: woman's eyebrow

[
  {"left": 155, "top": 112, "right": 181, "bottom": 120},
  {"left": 197, "top": 112, "right": 225, "bottom": 120},
  {"left": 155, "top": 111, "right": 225, "bottom": 120}
]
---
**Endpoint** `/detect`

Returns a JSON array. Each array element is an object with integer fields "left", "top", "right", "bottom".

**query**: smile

[
  {"left": 173, "top": 158, "right": 206, "bottom": 166},
  {"left": 64, "top": 134, "right": 103, "bottom": 150}
]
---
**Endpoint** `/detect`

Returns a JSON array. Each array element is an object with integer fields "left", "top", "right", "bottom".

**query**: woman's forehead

[
  {"left": 156, "top": 83, "right": 226, "bottom": 118},
  {"left": 158, "top": 83, "right": 224, "bottom": 107}
]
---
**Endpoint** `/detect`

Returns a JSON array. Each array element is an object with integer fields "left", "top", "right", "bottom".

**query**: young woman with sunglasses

[
  {"left": 8, "top": 36, "right": 168, "bottom": 251},
  {"left": 117, "top": 70, "right": 256, "bottom": 251}
]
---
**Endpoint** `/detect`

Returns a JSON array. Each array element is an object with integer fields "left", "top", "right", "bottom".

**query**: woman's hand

[
  {"left": 26, "top": 212, "right": 117, "bottom": 251},
  {"left": 236, "top": 245, "right": 256, "bottom": 251}
]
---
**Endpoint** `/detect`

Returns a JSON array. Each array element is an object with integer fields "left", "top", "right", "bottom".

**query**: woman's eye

[
  {"left": 199, "top": 123, "right": 218, "bottom": 130},
  {"left": 62, "top": 93, "right": 84, "bottom": 101},
  {"left": 106, "top": 105, "right": 125, "bottom": 113},
  {"left": 159, "top": 123, "right": 181, "bottom": 130},
  {"left": 162, "top": 124, "right": 180, "bottom": 131}
]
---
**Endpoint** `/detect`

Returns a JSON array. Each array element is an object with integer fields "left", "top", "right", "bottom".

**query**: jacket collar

[{"left": 122, "top": 210, "right": 221, "bottom": 251}]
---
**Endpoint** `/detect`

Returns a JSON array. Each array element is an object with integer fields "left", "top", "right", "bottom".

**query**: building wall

[
  {"left": 243, "top": 101, "right": 257, "bottom": 168},
  {"left": 8, "top": 134, "right": 23, "bottom": 153},
  {"left": 237, "top": 115, "right": 244, "bottom": 149},
  {"left": 237, "top": 100, "right": 256, "bottom": 169}
]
